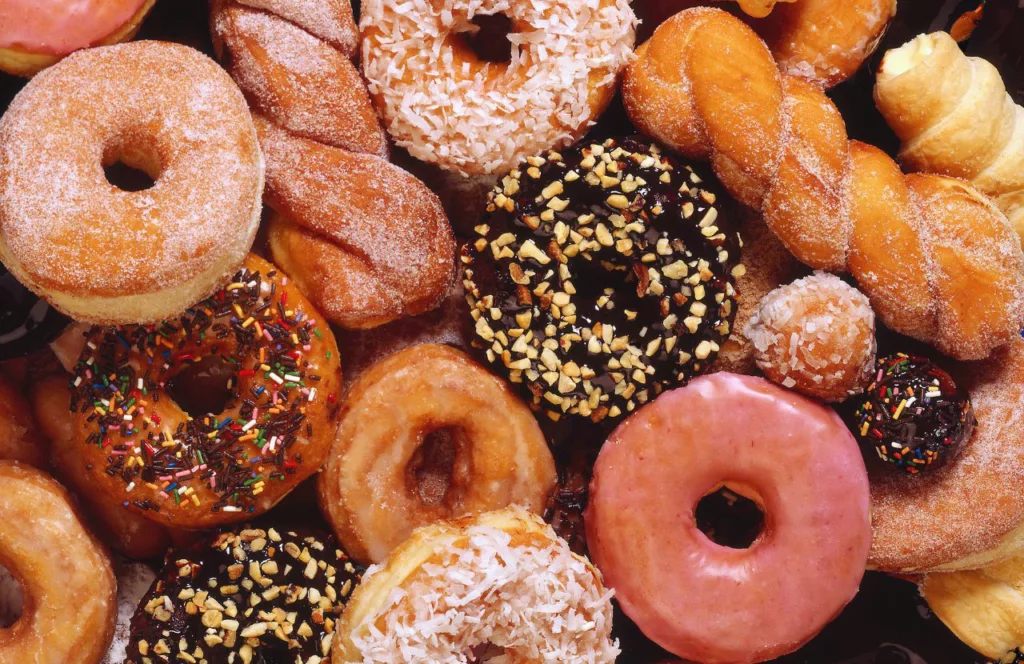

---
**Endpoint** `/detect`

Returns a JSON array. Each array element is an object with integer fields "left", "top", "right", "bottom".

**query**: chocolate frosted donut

[
  {"left": 125, "top": 525, "right": 362, "bottom": 664},
  {"left": 0, "top": 263, "right": 68, "bottom": 360},
  {"left": 462, "top": 136, "right": 741, "bottom": 424}
]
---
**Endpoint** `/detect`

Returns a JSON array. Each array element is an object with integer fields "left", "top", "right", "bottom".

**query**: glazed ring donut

[
  {"left": 0, "top": 40, "right": 264, "bottom": 325},
  {"left": 462, "top": 137, "right": 742, "bottom": 425},
  {"left": 318, "top": 344, "right": 556, "bottom": 563},
  {"left": 586, "top": 373, "right": 872, "bottom": 663},
  {"left": 66, "top": 254, "right": 343, "bottom": 530},
  {"left": 0, "top": 461, "right": 117, "bottom": 664},
  {"left": 360, "top": 0, "right": 636, "bottom": 175},
  {"left": 0, "top": 0, "right": 156, "bottom": 77},
  {"left": 869, "top": 337, "right": 1024, "bottom": 573},
  {"left": 335, "top": 508, "right": 619, "bottom": 663}
]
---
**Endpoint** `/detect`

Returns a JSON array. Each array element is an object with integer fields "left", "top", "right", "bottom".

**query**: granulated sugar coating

[
  {"left": 0, "top": 40, "right": 264, "bottom": 324},
  {"left": 360, "top": 0, "right": 636, "bottom": 176}
]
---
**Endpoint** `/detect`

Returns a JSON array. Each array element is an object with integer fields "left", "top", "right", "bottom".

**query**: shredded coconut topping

[
  {"left": 360, "top": 0, "right": 636, "bottom": 175},
  {"left": 351, "top": 517, "right": 619, "bottom": 663}
]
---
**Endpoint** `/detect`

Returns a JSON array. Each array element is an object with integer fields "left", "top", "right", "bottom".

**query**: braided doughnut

[
  {"left": 623, "top": 7, "right": 1024, "bottom": 361},
  {"left": 211, "top": 0, "right": 459, "bottom": 330}
]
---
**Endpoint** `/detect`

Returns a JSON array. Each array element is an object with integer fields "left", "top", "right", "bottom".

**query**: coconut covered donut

[
  {"left": 0, "top": 41, "right": 264, "bottom": 325},
  {"left": 335, "top": 508, "right": 619, "bottom": 663},
  {"left": 360, "top": 0, "right": 637, "bottom": 175},
  {"left": 65, "top": 254, "right": 342, "bottom": 530}
]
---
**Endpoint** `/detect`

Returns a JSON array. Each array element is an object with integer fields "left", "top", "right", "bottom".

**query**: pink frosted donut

[
  {"left": 0, "top": 0, "right": 156, "bottom": 76},
  {"left": 585, "top": 372, "right": 871, "bottom": 664}
]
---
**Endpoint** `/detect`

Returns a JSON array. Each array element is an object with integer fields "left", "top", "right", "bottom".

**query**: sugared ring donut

[
  {"left": 317, "top": 344, "right": 556, "bottom": 563},
  {"left": 125, "top": 525, "right": 362, "bottom": 664},
  {"left": 335, "top": 508, "right": 619, "bottom": 663},
  {"left": 0, "top": 461, "right": 117, "bottom": 664},
  {"left": 586, "top": 373, "right": 872, "bottom": 663},
  {"left": 67, "top": 254, "right": 342, "bottom": 529},
  {"left": 462, "top": 137, "right": 742, "bottom": 424},
  {"left": 360, "top": 0, "right": 636, "bottom": 175},
  {"left": 0, "top": 41, "right": 264, "bottom": 325}
]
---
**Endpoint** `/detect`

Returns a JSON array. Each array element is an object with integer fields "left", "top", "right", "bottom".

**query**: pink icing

[
  {"left": 586, "top": 373, "right": 872, "bottom": 664},
  {"left": 0, "top": 0, "right": 148, "bottom": 55}
]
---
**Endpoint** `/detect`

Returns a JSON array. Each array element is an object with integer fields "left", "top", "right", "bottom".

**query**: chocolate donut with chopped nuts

[
  {"left": 462, "top": 136, "right": 742, "bottom": 424},
  {"left": 124, "top": 525, "right": 362, "bottom": 664}
]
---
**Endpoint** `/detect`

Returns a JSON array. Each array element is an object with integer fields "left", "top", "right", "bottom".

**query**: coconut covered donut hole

[{"left": 745, "top": 272, "right": 876, "bottom": 402}]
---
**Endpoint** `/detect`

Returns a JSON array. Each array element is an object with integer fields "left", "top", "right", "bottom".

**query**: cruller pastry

[
  {"left": 875, "top": 31, "right": 1024, "bottom": 239},
  {"left": 623, "top": 7, "right": 1024, "bottom": 361}
]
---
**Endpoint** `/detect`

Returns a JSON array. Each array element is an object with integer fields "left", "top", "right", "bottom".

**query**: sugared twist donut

[
  {"left": 124, "top": 525, "right": 362, "bottom": 664},
  {"left": 0, "top": 41, "right": 264, "bottom": 325},
  {"left": 0, "top": 0, "right": 156, "bottom": 76},
  {"left": 335, "top": 508, "right": 619, "bottom": 663},
  {"left": 744, "top": 272, "right": 876, "bottom": 402},
  {"left": 66, "top": 255, "right": 342, "bottom": 529},
  {"left": 623, "top": 7, "right": 1024, "bottom": 361},
  {"left": 586, "top": 373, "right": 871, "bottom": 663},
  {"left": 0, "top": 373, "right": 47, "bottom": 468},
  {"left": 462, "top": 136, "right": 742, "bottom": 424},
  {"left": 0, "top": 461, "right": 117, "bottom": 664},
  {"left": 360, "top": 0, "right": 637, "bottom": 175},
  {"left": 318, "top": 344, "right": 556, "bottom": 563}
]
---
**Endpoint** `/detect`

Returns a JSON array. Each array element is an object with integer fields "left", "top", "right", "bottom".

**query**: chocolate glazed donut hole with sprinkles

[
  {"left": 66, "top": 254, "right": 343, "bottom": 529},
  {"left": 462, "top": 136, "right": 743, "bottom": 424}
]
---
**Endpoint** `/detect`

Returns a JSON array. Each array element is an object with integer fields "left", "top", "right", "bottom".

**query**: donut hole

[
  {"left": 695, "top": 486, "right": 765, "bottom": 549},
  {"left": 407, "top": 427, "right": 470, "bottom": 508},
  {"left": 102, "top": 138, "right": 162, "bottom": 193},
  {"left": 0, "top": 564, "right": 23, "bottom": 628},
  {"left": 166, "top": 355, "right": 237, "bottom": 418},
  {"left": 456, "top": 13, "right": 516, "bottom": 63}
]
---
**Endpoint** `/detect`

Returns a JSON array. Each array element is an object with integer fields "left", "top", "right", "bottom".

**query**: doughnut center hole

[
  {"left": 166, "top": 355, "right": 237, "bottom": 418},
  {"left": 458, "top": 13, "right": 515, "bottom": 63},
  {"left": 102, "top": 139, "right": 162, "bottom": 192},
  {"left": 407, "top": 427, "right": 469, "bottom": 508},
  {"left": 0, "top": 564, "right": 23, "bottom": 628},
  {"left": 695, "top": 486, "right": 765, "bottom": 549}
]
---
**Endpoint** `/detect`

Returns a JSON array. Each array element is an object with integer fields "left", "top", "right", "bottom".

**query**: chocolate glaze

[
  {"left": 125, "top": 525, "right": 362, "bottom": 664},
  {"left": 848, "top": 353, "right": 976, "bottom": 473},
  {"left": 0, "top": 263, "right": 69, "bottom": 361},
  {"left": 463, "top": 136, "right": 740, "bottom": 425}
]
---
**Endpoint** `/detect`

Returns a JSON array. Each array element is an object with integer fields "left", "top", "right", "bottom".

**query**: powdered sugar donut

[{"left": 360, "top": 0, "right": 637, "bottom": 175}]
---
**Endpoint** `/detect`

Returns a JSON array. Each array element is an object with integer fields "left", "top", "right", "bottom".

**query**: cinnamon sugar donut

[
  {"left": 258, "top": 117, "right": 457, "bottom": 329},
  {"left": 65, "top": 255, "right": 343, "bottom": 530},
  {"left": 211, "top": 0, "right": 387, "bottom": 157},
  {"left": 0, "top": 0, "right": 155, "bottom": 77},
  {"left": 0, "top": 41, "right": 264, "bottom": 325},
  {"left": 0, "top": 461, "right": 117, "bottom": 664},
  {"left": 360, "top": 0, "right": 637, "bottom": 175},
  {"left": 318, "top": 344, "right": 556, "bottom": 563},
  {"left": 870, "top": 337, "right": 1024, "bottom": 573}
]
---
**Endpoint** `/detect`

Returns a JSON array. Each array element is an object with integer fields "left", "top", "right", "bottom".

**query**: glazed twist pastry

[
  {"left": 623, "top": 7, "right": 1024, "bottom": 361},
  {"left": 875, "top": 32, "right": 1024, "bottom": 239}
]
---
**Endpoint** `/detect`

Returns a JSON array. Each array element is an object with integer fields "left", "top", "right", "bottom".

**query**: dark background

[{"left": 2, "top": 1, "right": 1021, "bottom": 662}]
